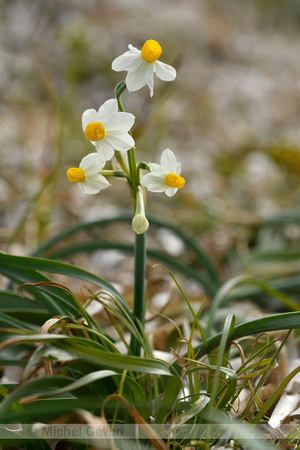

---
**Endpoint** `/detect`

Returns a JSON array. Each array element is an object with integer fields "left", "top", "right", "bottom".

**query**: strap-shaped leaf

[
  {"left": 173, "top": 311, "right": 300, "bottom": 371},
  {"left": 0, "top": 253, "right": 131, "bottom": 314},
  {"left": 0, "top": 334, "right": 176, "bottom": 376}
]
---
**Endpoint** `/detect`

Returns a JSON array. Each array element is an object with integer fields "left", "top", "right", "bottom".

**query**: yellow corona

[
  {"left": 66, "top": 168, "right": 85, "bottom": 183},
  {"left": 84, "top": 122, "right": 106, "bottom": 141},
  {"left": 141, "top": 40, "right": 162, "bottom": 63},
  {"left": 165, "top": 173, "right": 185, "bottom": 189}
]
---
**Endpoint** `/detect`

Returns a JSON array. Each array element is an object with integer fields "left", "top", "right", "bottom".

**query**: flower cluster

[{"left": 66, "top": 39, "right": 185, "bottom": 233}]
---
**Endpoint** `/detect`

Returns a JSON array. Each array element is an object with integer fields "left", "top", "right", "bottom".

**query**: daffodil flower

[
  {"left": 140, "top": 148, "right": 185, "bottom": 197},
  {"left": 66, "top": 153, "right": 110, "bottom": 194},
  {"left": 82, "top": 98, "right": 135, "bottom": 161},
  {"left": 112, "top": 39, "right": 176, "bottom": 97}
]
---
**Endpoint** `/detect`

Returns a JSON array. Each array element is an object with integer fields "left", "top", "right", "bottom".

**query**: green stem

[
  {"left": 114, "top": 151, "right": 130, "bottom": 177},
  {"left": 99, "top": 170, "right": 127, "bottom": 178},
  {"left": 127, "top": 147, "right": 139, "bottom": 192},
  {"left": 115, "top": 81, "right": 146, "bottom": 355},
  {"left": 130, "top": 231, "right": 146, "bottom": 356},
  {"left": 138, "top": 161, "right": 150, "bottom": 172},
  {"left": 115, "top": 81, "right": 139, "bottom": 191}
]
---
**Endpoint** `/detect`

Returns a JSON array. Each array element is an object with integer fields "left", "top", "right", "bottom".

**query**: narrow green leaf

[
  {"left": 31, "top": 213, "right": 220, "bottom": 294},
  {"left": 226, "top": 273, "right": 300, "bottom": 302},
  {"left": 218, "top": 314, "right": 236, "bottom": 367},
  {"left": 0, "top": 291, "right": 48, "bottom": 311},
  {"left": 0, "top": 312, "right": 37, "bottom": 332},
  {"left": 0, "top": 264, "right": 68, "bottom": 315},
  {"left": 207, "top": 276, "right": 300, "bottom": 337},
  {"left": 173, "top": 312, "right": 300, "bottom": 371},
  {"left": 186, "top": 363, "right": 237, "bottom": 411},
  {"left": 0, "top": 375, "right": 76, "bottom": 417},
  {"left": 0, "top": 310, "right": 50, "bottom": 326},
  {"left": 122, "top": 376, "right": 151, "bottom": 422},
  {"left": 34, "top": 370, "right": 118, "bottom": 399},
  {"left": 156, "top": 376, "right": 182, "bottom": 424},
  {"left": 1, "top": 334, "right": 174, "bottom": 376},
  {"left": 0, "top": 398, "right": 98, "bottom": 423},
  {"left": 168, "top": 408, "right": 275, "bottom": 449},
  {"left": 40, "top": 242, "right": 216, "bottom": 296},
  {"left": 247, "top": 248, "right": 300, "bottom": 264},
  {"left": 22, "top": 344, "right": 76, "bottom": 379},
  {"left": 175, "top": 395, "right": 210, "bottom": 426},
  {"left": 56, "top": 340, "right": 174, "bottom": 376},
  {"left": 159, "top": 395, "right": 211, "bottom": 442},
  {"left": 251, "top": 364, "right": 300, "bottom": 424},
  {"left": 0, "top": 429, "right": 50, "bottom": 449},
  {"left": 238, "top": 360, "right": 278, "bottom": 380},
  {"left": 206, "top": 276, "right": 246, "bottom": 337},
  {"left": 208, "top": 314, "right": 236, "bottom": 408},
  {"left": 0, "top": 253, "right": 131, "bottom": 314}
]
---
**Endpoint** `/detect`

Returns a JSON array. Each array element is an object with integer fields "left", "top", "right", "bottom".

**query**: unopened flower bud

[{"left": 132, "top": 214, "right": 149, "bottom": 235}]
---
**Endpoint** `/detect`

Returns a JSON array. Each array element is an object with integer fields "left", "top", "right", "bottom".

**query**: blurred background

[{"left": 1, "top": 0, "right": 300, "bottom": 293}]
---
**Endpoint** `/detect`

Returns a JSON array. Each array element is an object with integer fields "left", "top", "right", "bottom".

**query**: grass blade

[{"left": 173, "top": 311, "right": 300, "bottom": 371}]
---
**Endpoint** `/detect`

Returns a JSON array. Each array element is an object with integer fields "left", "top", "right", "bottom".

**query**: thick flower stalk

[
  {"left": 112, "top": 39, "right": 176, "bottom": 97},
  {"left": 66, "top": 153, "right": 110, "bottom": 194},
  {"left": 140, "top": 148, "right": 185, "bottom": 197},
  {"left": 82, "top": 98, "right": 135, "bottom": 161}
]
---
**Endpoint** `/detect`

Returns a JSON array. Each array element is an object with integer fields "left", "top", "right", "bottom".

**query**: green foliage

[
  {"left": 0, "top": 246, "right": 299, "bottom": 448},
  {"left": 31, "top": 213, "right": 221, "bottom": 297}
]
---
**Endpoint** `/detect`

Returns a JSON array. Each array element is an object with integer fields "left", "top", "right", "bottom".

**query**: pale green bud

[{"left": 132, "top": 213, "right": 149, "bottom": 234}]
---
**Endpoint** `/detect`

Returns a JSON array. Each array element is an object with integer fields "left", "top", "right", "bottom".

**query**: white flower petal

[
  {"left": 95, "top": 140, "right": 115, "bottom": 161},
  {"left": 145, "top": 63, "right": 155, "bottom": 97},
  {"left": 140, "top": 173, "right": 166, "bottom": 192},
  {"left": 112, "top": 51, "right": 143, "bottom": 72},
  {"left": 160, "top": 149, "right": 179, "bottom": 173},
  {"left": 82, "top": 109, "right": 99, "bottom": 131},
  {"left": 125, "top": 62, "right": 152, "bottom": 92},
  {"left": 165, "top": 187, "right": 178, "bottom": 197},
  {"left": 105, "top": 132, "right": 135, "bottom": 152},
  {"left": 128, "top": 44, "right": 140, "bottom": 53},
  {"left": 105, "top": 111, "right": 135, "bottom": 132},
  {"left": 154, "top": 61, "right": 177, "bottom": 82},
  {"left": 79, "top": 153, "right": 105, "bottom": 174},
  {"left": 149, "top": 162, "right": 168, "bottom": 174},
  {"left": 98, "top": 99, "right": 118, "bottom": 122},
  {"left": 88, "top": 174, "right": 110, "bottom": 188},
  {"left": 79, "top": 183, "right": 99, "bottom": 195},
  {"left": 80, "top": 174, "right": 110, "bottom": 195}
]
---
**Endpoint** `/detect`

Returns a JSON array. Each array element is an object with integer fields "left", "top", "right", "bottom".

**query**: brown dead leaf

[{"left": 18, "top": 281, "right": 74, "bottom": 298}]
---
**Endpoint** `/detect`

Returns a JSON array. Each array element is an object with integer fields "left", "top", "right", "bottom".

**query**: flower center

[
  {"left": 66, "top": 168, "right": 85, "bottom": 183},
  {"left": 141, "top": 40, "right": 162, "bottom": 63},
  {"left": 166, "top": 173, "right": 185, "bottom": 189},
  {"left": 84, "top": 122, "right": 106, "bottom": 141}
]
